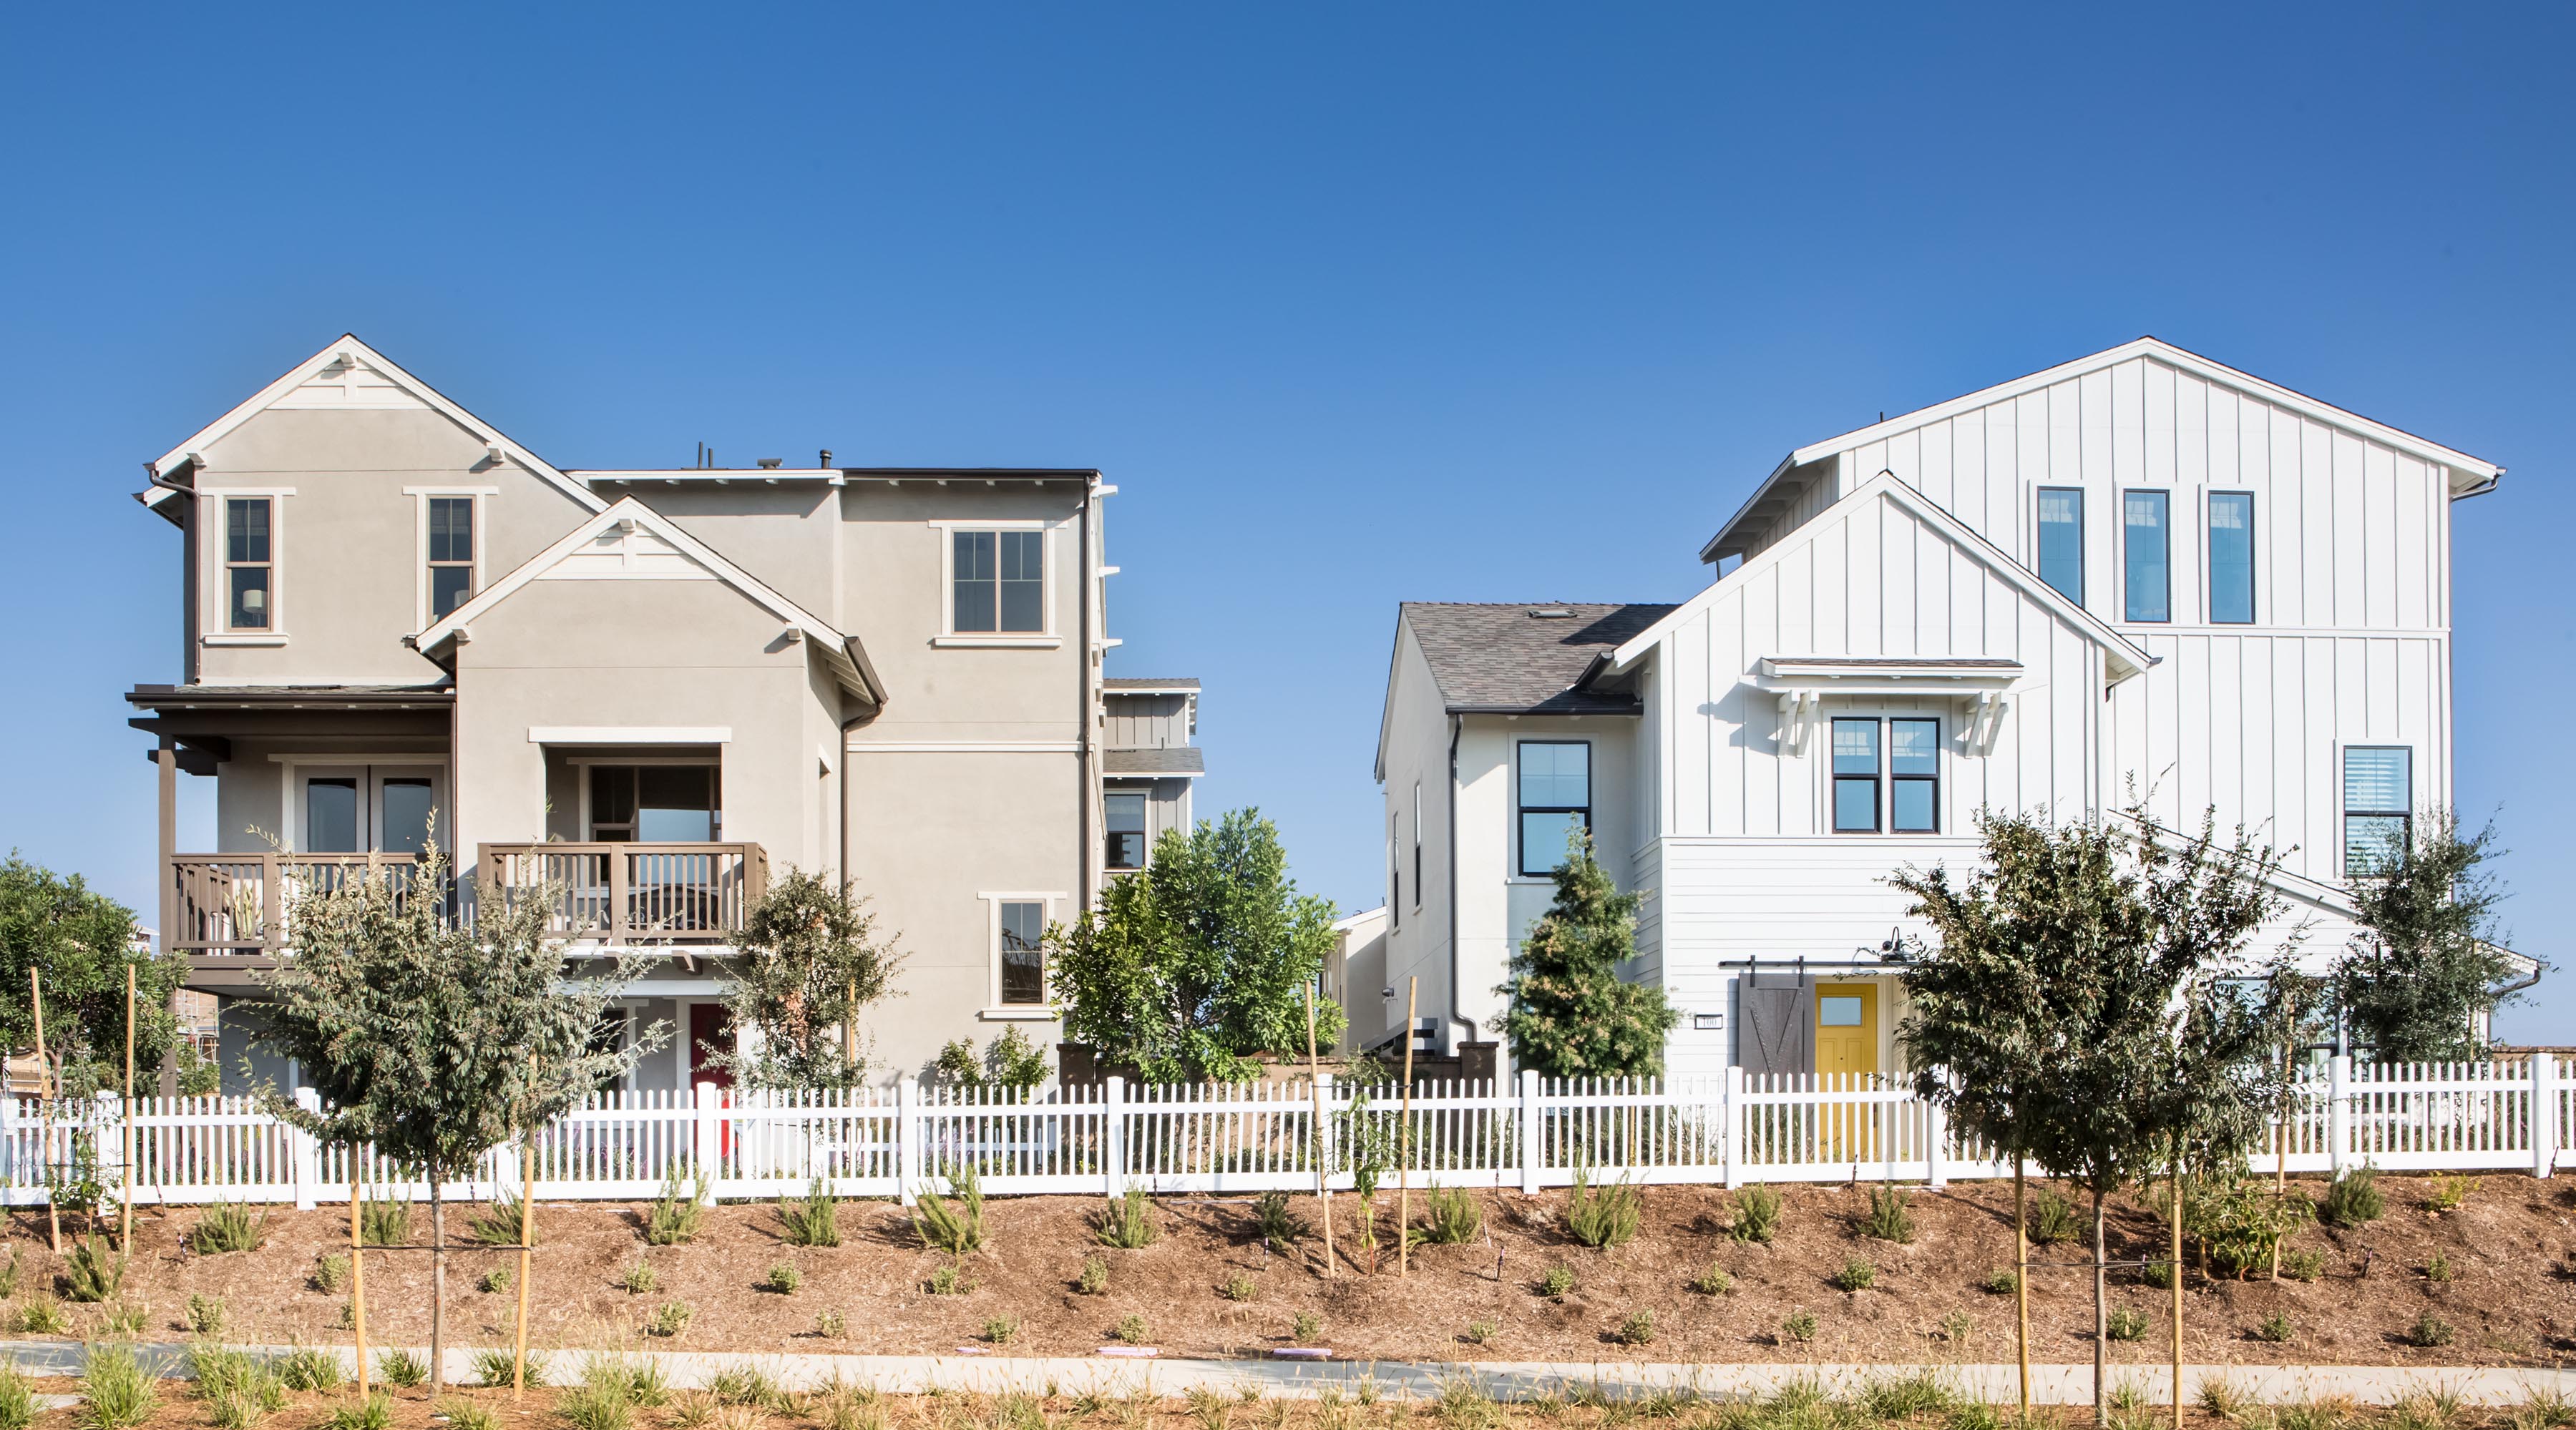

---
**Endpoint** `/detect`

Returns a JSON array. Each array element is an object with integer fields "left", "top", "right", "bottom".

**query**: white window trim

[
  {"left": 932, "top": 519, "right": 1063, "bottom": 643},
  {"left": 2336, "top": 741, "right": 2415, "bottom": 876},
  {"left": 529, "top": 726, "right": 733, "bottom": 744},
  {"left": 409, "top": 487, "right": 497, "bottom": 629},
  {"left": 979, "top": 891, "right": 1065, "bottom": 1015},
  {"left": 203, "top": 488, "right": 295, "bottom": 640}
]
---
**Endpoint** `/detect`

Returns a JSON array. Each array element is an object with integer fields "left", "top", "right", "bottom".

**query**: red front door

[{"left": 688, "top": 1004, "right": 734, "bottom": 1091}]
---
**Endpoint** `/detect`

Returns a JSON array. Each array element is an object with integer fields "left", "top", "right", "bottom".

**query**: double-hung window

[
  {"left": 997, "top": 901, "right": 1047, "bottom": 1005},
  {"left": 1833, "top": 717, "right": 1940, "bottom": 834},
  {"left": 1516, "top": 742, "right": 1590, "bottom": 876},
  {"left": 2123, "top": 489, "right": 2170, "bottom": 622},
  {"left": 952, "top": 530, "right": 1045, "bottom": 634},
  {"left": 428, "top": 496, "right": 476, "bottom": 619},
  {"left": 2036, "top": 487, "right": 2084, "bottom": 604},
  {"left": 1104, "top": 793, "right": 1147, "bottom": 870},
  {"left": 225, "top": 497, "right": 273, "bottom": 630},
  {"left": 2208, "top": 491, "right": 2255, "bottom": 624},
  {"left": 2343, "top": 746, "right": 2412, "bottom": 876}
]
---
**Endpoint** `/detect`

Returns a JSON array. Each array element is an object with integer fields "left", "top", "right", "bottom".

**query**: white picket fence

[{"left": 0, "top": 1055, "right": 2562, "bottom": 1210}]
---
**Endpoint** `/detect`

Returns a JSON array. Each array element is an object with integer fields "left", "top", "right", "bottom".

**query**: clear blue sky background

[{"left": 3, "top": 6, "right": 2567, "bottom": 1039}]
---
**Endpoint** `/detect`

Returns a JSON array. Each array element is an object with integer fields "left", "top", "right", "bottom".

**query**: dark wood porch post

[{"left": 157, "top": 741, "right": 180, "bottom": 1097}]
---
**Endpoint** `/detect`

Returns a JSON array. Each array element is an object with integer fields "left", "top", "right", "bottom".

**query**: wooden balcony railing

[
  {"left": 167, "top": 853, "right": 433, "bottom": 955},
  {"left": 479, "top": 842, "right": 768, "bottom": 944}
]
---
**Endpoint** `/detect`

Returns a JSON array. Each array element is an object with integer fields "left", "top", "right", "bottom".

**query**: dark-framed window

[
  {"left": 225, "top": 496, "right": 273, "bottom": 630},
  {"left": 2036, "top": 486, "right": 2084, "bottom": 604},
  {"left": 1516, "top": 741, "right": 1591, "bottom": 876},
  {"left": 1831, "top": 718, "right": 1880, "bottom": 833},
  {"left": 2343, "top": 746, "right": 2412, "bottom": 876},
  {"left": 2123, "top": 489, "right": 2170, "bottom": 622},
  {"left": 428, "top": 496, "right": 476, "bottom": 619},
  {"left": 1890, "top": 718, "right": 1940, "bottom": 833},
  {"left": 1411, "top": 782, "right": 1423, "bottom": 907},
  {"left": 998, "top": 901, "right": 1046, "bottom": 1004},
  {"left": 589, "top": 765, "right": 719, "bottom": 842},
  {"left": 952, "top": 529, "right": 1045, "bottom": 633},
  {"left": 1389, "top": 813, "right": 1400, "bottom": 929},
  {"left": 2208, "top": 491, "right": 2255, "bottom": 625},
  {"left": 1104, "top": 792, "right": 1147, "bottom": 870}
]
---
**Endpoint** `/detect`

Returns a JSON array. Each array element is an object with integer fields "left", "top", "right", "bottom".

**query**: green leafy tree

[
  {"left": 1045, "top": 808, "right": 1342, "bottom": 1082},
  {"left": 1495, "top": 828, "right": 1678, "bottom": 1078},
  {"left": 2335, "top": 812, "right": 2524, "bottom": 1063},
  {"left": 935, "top": 1027, "right": 1050, "bottom": 1091},
  {"left": 1888, "top": 806, "right": 2289, "bottom": 1426},
  {"left": 0, "top": 854, "right": 185, "bottom": 1096},
  {"left": 711, "top": 868, "right": 905, "bottom": 1089},
  {"left": 247, "top": 846, "right": 663, "bottom": 1391}
]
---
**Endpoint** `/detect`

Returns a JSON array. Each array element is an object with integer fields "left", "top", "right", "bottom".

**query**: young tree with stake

[
  {"left": 248, "top": 845, "right": 663, "bottom": 1391},
  {"left": 710, "top": 867, "right": 904, "bottom": 1089}
]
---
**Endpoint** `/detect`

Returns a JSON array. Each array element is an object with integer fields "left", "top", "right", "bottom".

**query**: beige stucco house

[{"left": 127, "top": 335, "right": 1201, "bottom": 1091}]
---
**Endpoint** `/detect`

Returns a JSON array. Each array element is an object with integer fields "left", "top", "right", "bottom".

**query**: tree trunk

[
  {"left": 2092, "top": 1186, "right": 2109, "bottom": 1428},
  {"left": 430, "top": 1170, "right": 447, "bottom": 1394}
]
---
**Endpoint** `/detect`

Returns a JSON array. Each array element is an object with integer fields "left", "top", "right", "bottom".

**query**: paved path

[{"left": 5, "top": 1342, "right": 2571, "bottom": 1408}]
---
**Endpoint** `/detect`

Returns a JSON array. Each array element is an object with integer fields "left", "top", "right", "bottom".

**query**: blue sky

[{"left": 3, "top": 5, "right": 2569, "bottom": 1039}]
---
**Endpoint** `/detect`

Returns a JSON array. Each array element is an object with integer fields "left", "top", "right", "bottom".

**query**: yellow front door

[{"left": 1814, "top": 983, "right": 1881, "bottom": 1158}]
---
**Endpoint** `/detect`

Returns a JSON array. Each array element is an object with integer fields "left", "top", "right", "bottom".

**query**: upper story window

[
  {"left": 997, "top": 900, "right": 1047, "bottom": 1005},
  {"left": 428, "top": 496, "right": 477, "bottom": 619},
  {"left": 2343, "top": 746, "right": 2411, "bottom": 876},
  {"left": 1833, "top": 717, "right": 1940, "bottom": 834},
  {"left": 2122, "top": 490, "right": 2170, "bottom": 622},
  {"left": 589, "top": 764, "right": 719, "bottom": 842},
  {"left": 225, "top": 497, "right": 273, "bottom": 630},
  {"left": 1389, "top": 813, "right": 1401, "bottom": 929},
  {"left": 1412, "top": 781, "right": 1423, "bottom": 907},
  {"left": 2036, "top": 487, "right": 2084, "bottom": 604},
  {"left": 2208, "top": 491, "right": 2255, "bottom": 625},
  {"left": 1517, "top": 741, "right": 1591, "bottom": 876},
  {"left": 1104, "top": 793, "right": 1147, "bottom": 870},
  {"left": 952, "top": 530, "right": 1045, "bottom": 634}
]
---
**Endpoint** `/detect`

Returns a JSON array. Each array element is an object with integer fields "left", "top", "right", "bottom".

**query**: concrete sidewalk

[{"left": 4, "top": 1342, "right": 2570, "bottom": 1408}]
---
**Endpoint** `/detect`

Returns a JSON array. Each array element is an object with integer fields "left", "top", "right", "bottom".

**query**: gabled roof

[
  {"left": 414, "top": 496, "right": 884, "bottom": 707},
  {"left": 143, "top": 334, "right": 607, "bottom": 516},
  {"left": 1615, "top": 471, "right": 2156, "bottom": 685},
  {"left": 1701, "top": 336, "right": 2504, "bottom": 563},
  {"left": 1405, "top": 603, "right": 1676, "bottom": 715}
]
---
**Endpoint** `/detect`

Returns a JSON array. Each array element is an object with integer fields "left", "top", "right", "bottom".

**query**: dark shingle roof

[
  {"left": 1103, "top": 746, "right": 1206, "bottom": 775},
  {"left": 1402, "top": 602, "right": 1675, "bottom": 715}
]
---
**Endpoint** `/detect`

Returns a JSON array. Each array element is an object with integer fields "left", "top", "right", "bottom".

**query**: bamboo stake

[
  {"left": 2171, "top": 1145, "right": 2185, "bottom": 1430},
  {"left": 1303, "top": 985, "right": 1334, "bottom": 1277},
  {"left": 1397, "top": 977, "right": 1417, "bottom": 1279},
  {"left": 2014, "top": 1158, "right": 2030, "bottom": 1420},
  {"left": 31, "top": 969, "right": 59, "bottom": 1255},
  {"left": 121, "top": 964, "right": 135, "bottom": 1250},
  {"left": 512, "top": 1114, "right": 537, "bottom": 1397},
  {"left": 2273, "top": 1039, "right": 2290, "bottom": 1280},
  {"left": 351, "top": 1158, "right": 369, "bottom": 1399}
]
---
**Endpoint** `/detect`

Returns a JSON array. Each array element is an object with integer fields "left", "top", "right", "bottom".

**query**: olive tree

[
  {"left": 709, "top": 867, "right": 905, "bottom": 1089},
  {"left": 2336, "top": 812, "right": 2525, "bottom": 1063}
]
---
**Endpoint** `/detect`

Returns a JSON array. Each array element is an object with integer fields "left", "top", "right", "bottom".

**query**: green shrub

[
  {"left": 1421, "top": 1187, "right": 1483, "bottom": 1245},
  {"left": 646, "top": 1164, "right": 711, "bottom": 1245},
  {"left": 469, "top": 1187, "right": 534, "bottom": 1247},
  {"left": 1782, "top": 1311, "right": 1818, "bottom": 1343},
  {"left": 1075, "top": 1255, "right": 1109, "bottom": 1295},
  {"left": 2319, "top": 1167, "right": 2384, "bottom": 1228},
  {"left": 473, "top": 1347, "right": 549, "bottom": 1388},
  {"left": 64, "top": 1235, "right": 125, "bottom": 1303},
  {"left": 191, "top": 1203, "right": 269, "bottom": 1255},
  {"left": 0, "top": 1366, "right": 34, "bottom": 1430},
  {"left": 2255, "top": 1313, "right": 2296, "bottom": 1344},
  {"left": 103, "top": 1302, "right": 147, "bottom": 1336},
  {"left": 323, "top": 1394, "right": 391, "bottom": 1430},
  {"left": 814, "top": 1308, "right": 847, "bottom": 1338},
  {"left": 2281, "top": 1248, "right": 2324, "bottom": 1282},
  {"left": 763, "top": 1263, "right": 801, "bottom": 1295},
  {"left": 778, "top": 1178, "right": 841, "bottom": 1248},
  {"left": 1097, "top": 1187, "right": 1158, "bottom": 1249},
  {"left": 2142, "top": 1260, "right": 2175, "bottom": 1290},
  {"left": 1981, "top": 1268, "right": 2019, "bottom": 1295},
  {"left": 1729, "top": 1184, "right": 1782, "bottom": 1243},
  {"left": 927, "top": 1263, "right": 966, "bottom": 1296},
  {"left": 277, "top": 1346, "right": 342, "bottom": 1392},
  {"left": 1537, "top": 1265, "right": 1576, "bottom": 1298},
  {"left": 645, "top": 1301, "right": 693, "bottom": 1338},
  {"left": 1615, "top": 1311, "right": 1654, "bottom": 1346},
  {"left": 619, "top": 1260, "right": 658, "bottom": 1295},
  {"left": 377, "top": 1349, "right": 427, "bottom": 1389},
  {"left": 1251, "top": 1191, "right": 1310, "bottom": 1245},
  {"left": 911, "top": 1163, "right": 987, "bottom": 1256},
  {"left": 185, "top": 1293, "right": 225, "bottom": 1336},
  {"left": 2408, "top": 1313, "right": 2455, "bottom": 1348},
  {"left": 16, "top": 1300, "right": 66, "bottom": 1336},
  {"left": 1860, "top": 1185, "right": 1917, "bottom": 1243},
  {"left": 0, "top": 1246, "right": 19, "bottom": 1298},
  {"left": 80, "top": 1343, "right": 161, "bottom": 1430},
  {"left": 439, "top": 1403, "right": 499, "bottom": 1430},
  {"left": 2106, "top": 1308, "right": 2150, "bottom": 1342},
  {"left": 191, "top": 1346, "right": 280, "bottom": 1426},
  {"left": 2196, "top": 1380, "right": 2254, "bottom": 1422},
  {"left": 1864, "top": 1372, "right": 1957, "bottom": 1421},
  {"left": 1831, "top": 1258, "right": 1876, "bottom": 1292},
  {"left": 2427, "top": 1175, "right": 2479, "bottom": 1213},
  {"left": 707, "top": 1368, "right": 779, "bottom": 1408},
  {"left": 1938, "top": 1313, "right": 1975, "bottom": 1345},
  {"left": 333, "top": 1301, "right": 354, "bottom": 1331},
  {"left": 1112, "top": 1313, "right": 1151, "bottom": 1345},
  {"left": 982, "top": 1316, "right": 1018, "bottom": 1345},
  {"left": 1566, "top": 1168, "right": 1641, "bottom": 1248},
  {"left": 2426, "top": 1252, "right": 2457, "bottom": 1283},
  {"left": 481, "top": 1265, "right": 513, "bottom": 1295},
  {"left": 2026, "top": 1189, "right": 2079, "bottom": 1245},
  {"left": 1689, "top": 1262, "right": 1733, "bottom": 1296},
  {"left": 1464, "top": 1320, "right": 1496, "bottom": 1346},
  {"left": 313, "top": 1254, "right": 349, "bottom": 1293},
  {"left": 556, "top": 1384, "right": 633, "bottom": 1430},
  {"left": 360, "top": 1198, "right": 411, "bottom": 1247},
  {"left": 1221, "top": 1273, "right": 1258, "bottom": 1303},
  {"left": 1948, "top": 1406, "right": 2002, "bottom": 1430},
  {"left": 1292, "top": 1311, "right": 1322, "bottom": 1343}
]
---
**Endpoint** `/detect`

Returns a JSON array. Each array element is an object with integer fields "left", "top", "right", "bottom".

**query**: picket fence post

[
  {"left": 1722, "top": 1065, "right": 1746, "bottom": 1190},
  {"left": 290, "top": 1087, "right": 321, "bottom": 1210},
  {"left": 1924, "top": 1094, "right": 1948, "bottom": 1190},
  {"left": 691, "top": 1081, "right": 721, "bottom": 1201},
  {"left": 2327, "top": 1054, "right": 2353, "bottom": 1177},
  {"left": 1102, "top": 1076, "right": 1127, "bottom": 1198},
  {"left": 1517, "top": 1069, "right": 1542, "bottom": 1195},
  {"left": 0, "top": 1094, "right": 17, "bottom": 1201},
  {"left": 896, "top": 1077, "right": 921, "bottom": 1208},
  {"left": 2533, "top": 1056, "right": 2558, "bottom": 1180}
]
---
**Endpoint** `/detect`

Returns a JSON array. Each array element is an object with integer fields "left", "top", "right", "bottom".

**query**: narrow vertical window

[
  {"left": 2123, "top": 489, "right": 2170, "bottom": 622},
  {"left": 428, "top": 496, "right": 476, "bottom": 619},
  {"left": 2036, "top": 487, "right": 2084, "bottom": 604},
  {"left": 1103, "top": 793, "right": 1147, "bottom": 870},
  {"left": 1411, "top": 781, "right": 1423, "bottom": 907},
  {"left": 1889, "top": 718, "right": 1939, "bottom": 833},
  {"left": 2208, "top": 491, "right": 2255, "bottom": 625},
  {"left": 2343, "top": 747, "right": 2412, "bottom": 876},
  {"left": 952, "top": 531, "right": 997, "bottom": 632},
  {"left": 1831, "top": 718, "right": 1881, "bottom": 833},
  {"left": 225, "top": 497, "right": 273, "bottom": 630},
  {"left": 1389, "top": 814, "right": 1401, "bottom": 927},
  {"left": 1516, "top": 742, "right": 1591, "bottom": 875},
  {"left": 997, "top": 901, "right": 1046, "bottom": 1004}
]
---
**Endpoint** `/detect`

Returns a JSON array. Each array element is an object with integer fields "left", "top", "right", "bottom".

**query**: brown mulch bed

[{"left": 12, "top": 1175, "right": 2576, "bottom": 1365}]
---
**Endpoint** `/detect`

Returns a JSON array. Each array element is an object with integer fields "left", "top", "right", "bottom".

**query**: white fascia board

[
  {"left": 530, "top": 726, "right": 733, "bottom": 744},
  {"left": 147, "top": 334, "right": 608, "bottom": 514},
  {"left": 572, "top": 469, "right": 841, "bottom": 484}
]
